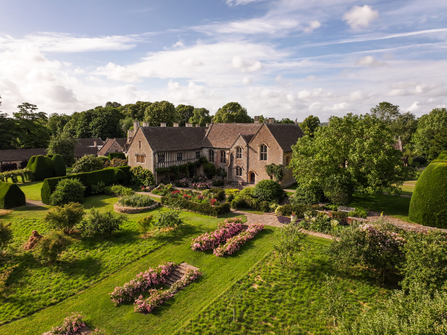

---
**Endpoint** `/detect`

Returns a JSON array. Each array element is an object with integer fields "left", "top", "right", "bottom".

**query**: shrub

[
  {"left": 0, "top": 220, "right": 12, "bottom": 249},
  {"left": 161, "top": 196, "right": 231, "bottom": 217},
  {"left": 290, "top": 184, "right": 325, "bottom": 205},
  {"left": 91, "top": 181, "right": 106, "bottom": 195},
  {"left": 348, "top": 208, "right": 368, "bottom": 219},
  {"left": 231, "top": 195, "right": 247, "bottom": 209},
  {"left": 137, "top": 215, "right": 154, "bottom": 233},
  {"left": 45, "top": 202, "right": 85, "bottom": 234},
  {"left": 51, "top": 154, "right": 66, "bottom": 177},
  {"left": 72, "top": 154, "right": 104, "bottom": 173},
  {"left": 156, "top": 209, "right": 184, "bottom": 228},
  {"left": 104, "top": 184, "right": 134, "bottom": 197},
  {"left": 275, "top": 204, "right": 311, "bottom": 217},
  {"left": 273, "top": 224, "right": 306, "bottom": 268},
  {"left": 240, "top": 187, "right": 254, "bottom": 197},
  {"left": 49, "top": 178, "right": 85, "bottom": 206},
  {"left": 41, "top": 166, "right": 130, "bottom": 204},
  {"left": 108, "top": 152, "right": 126, "bottom": 160},
  {"left": 118, "top": 194, "right": 155, "bottom": 207},
  {"left": 215, "top": 190, "right": 226, "bottom": 202},
  {"left": 253, "top": 179, "right": 285, "bottom": 202},
  {"left": 322, "top": 174, "right": 353, "bottom": 205},
  {"left": 0, "top": 181, "right": 26, "bottom": 209},
  {"left": 34, "top": 230, "right": 71, "bottom": 263},
  {"left": 104, "top": 158, "right": 128, "bottom": 168},
  {"left": 409, "top": 157, "right": 447, "bottom": 228},
  {"left": 174, "top": 178, "right": 189, "bottom": 188},
  {"left": 203, "top": 162, "right": 217, "bottom": 179},
  {"left": 211, "top": 178, "right": 225, "bottom": 187},
  {"left": 26, "top": 155, "right": 54, "bottom": 181},
  {"left": 80, "top": 209, "right": 126, "bottom": 237},
  {"left": 130, "top": 166, "right": 155, "bottom": 187}
]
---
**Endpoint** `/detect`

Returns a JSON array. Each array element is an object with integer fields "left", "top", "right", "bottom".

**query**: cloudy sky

[{"left": 0, "top": 0, "right": 446, "bottom": 121}]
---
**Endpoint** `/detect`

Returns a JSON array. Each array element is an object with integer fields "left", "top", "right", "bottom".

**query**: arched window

[
  {"left": 236, "top": 166, "right": 242, "bottom": 176},
  {"left": 220, "top": 150, "right": 226, "bottom": 163},
  {"left": 209, "top": 150, "right": 214, "bottom": 162},
  {"left": 236, "top": 147, "right": 242, "bottom": 159},
  {"left": 260, "top": 144, "right": 267, "bottom": 161}
]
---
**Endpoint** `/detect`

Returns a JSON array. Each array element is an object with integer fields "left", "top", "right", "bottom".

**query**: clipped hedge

[
  {"left": 51, "top": 154, "right": 66, "bottom": 177},
  {"left": 409, "top": 154, "right": 447, "bottom": 228},
  {"left": 27, "top": 155, "right": 54, "bottom": 181},
  {"left": 41, "top": 166, "right": 130, "bottom": 205},
  {"left": 160, "top": 196, "right": 231, "bottom": 217},
  {"left": 108, "top": 152, "right": 126, "bottom": 160},
  {"left": 0, "top": 181, "right": 26, "bottom": 209}
]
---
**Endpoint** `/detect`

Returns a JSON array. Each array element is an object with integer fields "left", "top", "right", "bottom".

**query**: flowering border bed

[
  {"left": 213, "top": 223, "right": 265, "bottom": 257},
  {"left": 134, "top": 268, "right": 201, "bottom": 313},
  {"left": 191, "top": 218, "right": 244, "bottom": 251},
  {"left": 109, "top": 262, "right": 177, "bottom": 306},
  {"left": 43, "top": 311, "right": 102, "bottom": 335}
]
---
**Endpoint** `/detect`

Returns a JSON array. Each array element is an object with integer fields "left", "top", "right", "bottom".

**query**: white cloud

[
  {"left": 242, "top": 77, "right": 252, "bottom": 85},
  {"left": 226, "top": 0, "right": 264, "bottom": 7},
  {"left": 408, "top": 101, "right": 420, "bottom": 112},
  {"left": 304, "top": 20, "right": 321, "bottom": 33},
  {"left": 95, "top": 63, "right": 141, "bottom": 83},
  {"left": 343, "top": 5, "right": 379, "bottom": 30},
  {"left": 172, "top": 40, "right": 185, "bottom": 48},
  {"left": 168, "top": 79, "right": 181, "bottom": 90},
  {"left": 356, "top": 56, "right": 385, "bottom": 67}
]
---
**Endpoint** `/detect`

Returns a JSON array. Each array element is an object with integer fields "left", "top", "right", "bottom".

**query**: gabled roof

[
  {"left": 202, "top": 123, "right": 261, "bottom": 149},
  {"left": 74, "top": 138, "right": 102, "bottom": 158},
  {"left": 263, "top": 123, "right": 304, "bottom": 151},
  {"left": 98, "top": 138, "right": 127, "bottom": 156},
  {"left": 0, "top": 148, "right": 47, "bottom": 163},
  {"left": 141, "top": 127, "right": 206, "bottom": 152}
]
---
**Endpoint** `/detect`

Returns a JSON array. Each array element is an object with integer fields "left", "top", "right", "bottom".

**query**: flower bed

[
  {"left": 160, "top": 196, "right": 231, "bottom": 217},
  {"left": 191, "top": 218, "right": 244, "bottom": 251},
  {"left": 42, "top": 311, "right": 103, "bottom": 335},
  {"left": 213, "top": 223, "right": 264, "bottom": 257},
  {"left": 113, "top": 201, "right": 159, "bottom": 214},
  {"left": 109, "top": 262, "right": 176, "bottom": 306},
  {"left": 134, "top": 268, "right": 201, "bottom": 313}
]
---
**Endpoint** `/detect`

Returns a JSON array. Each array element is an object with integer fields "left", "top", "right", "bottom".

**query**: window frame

[
  {"left": 136, "top": 154, "right": 145, "bottom": 163},
  {"left": 158, "top": 153, "right": 165, "bottom": 163},
  {"left": 260, "top": 144, "right": 267, "bottom": 161},
  {"left": 177, "top": 152, "right": 183, "bottom": 161},
  {"left": 196, "top": 151, "right": 200, "bottom": 159},
  {"left": 220, "top": 150, "right": 226, "bottom": 163},
  {"left": 209, "top": 149, "right": 214, "bottom": 162},
  {"left": 235, "top": 166, "right": 242, "bottom": 176},
  {"left": 236, "top": 147, "right": 242, "bottom": 159}
]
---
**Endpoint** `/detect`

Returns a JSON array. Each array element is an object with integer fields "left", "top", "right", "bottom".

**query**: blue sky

[{"left": 0, "top": 0, "right": 446, "bottom": 121}]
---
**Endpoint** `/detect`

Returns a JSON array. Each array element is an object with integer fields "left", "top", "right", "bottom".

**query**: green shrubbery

[
  {"left": 108, "top": 152, "right": 126, "bottom": 160},
  {"left": 290, "top": 183, "right": 325, "bottom": 205},
  {"left": 34, "top": 231, "right": 72, "bottom": 263},
  {"left": 161, "top": 196, "right": 231, "bottom": 217},
  {"left": 274, "top": 204, "right": 311, "bottom": 217},
  {"left": 44, "top": 202, "right": 86, "bottom": 234},
  {"left": 0, "top": 220, "right": 12, "bottom": 250},
  {"left": 156, "top": 209, "right": 184, "bottom": 228},
  {"left": 51, "top": 154, "right": 66, "bottom": 177},
  {"left": 72, "top": 154, "right": 104, "bottom": 173},
  {"left": 0, "top": 181, "right": 26, "bottom": 209},
  {"left": 104, "top": 184, "right": 134, "bottom": 197},
  {"left": 80, "top": 209, "right": 126, "bottom": 237},
  {"left": 253, "top": 180, "right": 285, "bottom": 202},
  {"left": 27, "top": 155, "right": 55, "bottom": 181},
  {"left": 118, "top": 194, "right": 154, "bottom": 207},
  {"left": 409, "top": 154, "right": 447, "bottom": 228},
  {"left": 137, "top": 215, "right": 154, "bottom": 233},
  {"left": 49, "top": 178, "right": 85, "bottom": 206},
  {"left": 130, "top": 166, "right": 155, "bottom": 187},
  {"left": 41, "top": 166, "right": 130, "bottom": 204}
]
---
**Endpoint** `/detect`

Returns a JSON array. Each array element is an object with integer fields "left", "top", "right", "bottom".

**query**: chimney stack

[
  {"left": 160, "top": 122, "right": 166, "bottom": 127},
  {"left": 133, "top": 121, "right": 140, "bottom": 130},
  {"left": 143, "top": 122, "right": 149, "bottom": 127},
  {"left": 185, "top": 123, "right": 192, "bottom": 127},
  {"left": 268, "top": 118, "right": 275, "bottom": 124},
  {"left": 173, "top": 122, "right": 179, "bottom": 127},
  {"left": 254, "top": 116, "right": 260, "bottom": 124},
  {"left": 206, "top": 123, "right": 210, "bottom": 127},
  {"left": 195, "top": 124, "right": 200, "bottom": 127}
]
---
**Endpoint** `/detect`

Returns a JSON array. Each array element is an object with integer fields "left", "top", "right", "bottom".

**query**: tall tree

[
  {"left": 14, "top": 103, "right": 50, "bottom": 149},
  {"left": 175, "top": 104, "right": 195, "bottom": 126},
  {"left": 47, "top": 113, "right": 71, "bottom": 137},
  {"left": 124, "top": 101, "right": 151, "bottom": 120},
  {"left": 144, "top": 101, "right": 177, "bottom": 126},
  {"left": 412, "top": 108, "right": 447, "bottom": 161},
  {"left": 213, "top": 102, "right": 252, "bottom": 123},
  {"left": 47, "top": 134, "right": 77, "bottom": 167},
  {"left": 290, "top": 113, "right": 408, "bottom": 198},
  {"left": 189, "top": 107, "right": 212, "bottom": 126},
  {"left": 278, "top": 118, "right": 295, "bottom": 124},
  {"left": 300, "top": 115, "right": 320, "bottom": 137}
]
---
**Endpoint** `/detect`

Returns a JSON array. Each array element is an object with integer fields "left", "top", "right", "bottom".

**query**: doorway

[{"left": 249, "top": 172, "right": 256, "bottom": 184}]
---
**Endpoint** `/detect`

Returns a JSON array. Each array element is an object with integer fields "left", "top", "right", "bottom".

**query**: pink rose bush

[
  {"left": 134, "top": 268, "right": 201, "bottom": 313},
  {"left": 42, "top": 312, "right": 100, "bottom": 335},
  {"left": 213, "top": 223, "right": 264, "bottom": 257},
  {"left": 191, "top": 218, "right": 244, "bottom": 251},
  {"left": 109, "top": 262, "right": 176, "bottom": 306}
]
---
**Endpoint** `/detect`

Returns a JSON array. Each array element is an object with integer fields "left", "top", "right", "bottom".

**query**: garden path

[
  {"left": 367, "top": 211, "right": 447, "bottom": 234},
  {"left": 25, "top": 199, "right": 44, "bottom": 207}
]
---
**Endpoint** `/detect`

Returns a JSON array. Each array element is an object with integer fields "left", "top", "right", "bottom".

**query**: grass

[
  {"left": 17, "top": 181, "right": 44, "bottom": 201},
  {"left": 179, "top": 238, "right": 389, "bottom": 335},
  {"left": 0, "top": 212, "right": 273, "bottom": 335},
  {"left": 350, "top": 192, "right": 412, "bottom": 222}
]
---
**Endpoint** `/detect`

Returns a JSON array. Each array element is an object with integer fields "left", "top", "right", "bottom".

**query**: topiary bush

[
  {"left": 27, "top": 155, "right": 54, "bottom": 181},
  {"left": 409, "top": 155, "right": 447, "bottom": 228},
  {"left": 108, "top": 152, "right": 126, "bottom": 160},
  {"left": 49, "top": 178, "right": 85, "bottom": 206},
  {"left": 290, "top": 184, "right": 325, "bottom": 205},
  {"left": 0, "top": 181, "right": 26, "bottom": 209},
  {"left": 51, "top": 154, "right": 66, "bottom": 177},
  {"left": 253, "top": 180, "right": 285, "bottom": 202},
  {"left": 130, "top": 166, "right": 155, "bottom": 187},
  {"left": 72, "top": 154, "right": 104, "bottom": 173}
]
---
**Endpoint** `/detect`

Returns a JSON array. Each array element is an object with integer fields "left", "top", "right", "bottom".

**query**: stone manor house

[{"left": 127, "top": 118, "right": 304, "bottom": 187}]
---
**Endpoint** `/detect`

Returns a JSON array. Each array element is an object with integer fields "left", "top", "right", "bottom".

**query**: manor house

[{"left": 127, "top": 118, "right": 304, "bottom": 187}]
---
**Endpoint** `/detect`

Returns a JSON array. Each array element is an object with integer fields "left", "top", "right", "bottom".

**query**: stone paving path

[
  {"left": 25, "top": 199, "right": 45, "bottom": 207},
  {"left": 367, "top": 211, "right": 447, "bottom": 233}
]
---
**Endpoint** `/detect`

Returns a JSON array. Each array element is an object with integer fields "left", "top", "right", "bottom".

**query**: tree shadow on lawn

[
  {"left": 78, "top": 229, "right": 140, "bottom": 248},
  {"left": 56, "top": 256, "right": 102, "bottom": 279}
]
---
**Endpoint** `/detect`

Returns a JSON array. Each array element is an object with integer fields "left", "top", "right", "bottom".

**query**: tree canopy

[
  {"left": 290, "top": 113, "right": 408, "bottom": 199},
  {"left": 300, "top": 115, "right": 320, "bottom": 137},
  {"left": 13, "top": 103, "right": 50, "bottom": 149},
  {"left": 143, "top": 101, "right": 177, "bottom": 126},
  {"left": 175, "top": 104, "right": 195, "bottom": 126},
  {"left": 213, "top": 102, "right": 252, "bottom": 123},
  {"left": 189, "top": 107, "right": 212, "bottom": 126}
]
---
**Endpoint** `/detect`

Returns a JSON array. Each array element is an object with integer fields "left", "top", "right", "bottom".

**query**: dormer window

[
  {"left": 260, "top": 144, "right": 267, "bottom": 161},
  {"left": 236, "top": 147, "right": 242, "bottom": 159}
]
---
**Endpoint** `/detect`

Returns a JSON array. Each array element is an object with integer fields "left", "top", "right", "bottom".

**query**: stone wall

[{"left": 127, "top": 128, "right": 154, "bottom": 172}]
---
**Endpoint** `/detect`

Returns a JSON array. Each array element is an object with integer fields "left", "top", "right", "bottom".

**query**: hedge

[
  {"left": 52, "top": 154, "right": 66, "bottom": 177},
  {"left": 409, "top": 155, "right": 447, "bottom": 228},
  {"left": 41, "top": 166, "right": 130, "bottom": 205},
  {"left": 160, "top": 196, "right": 231, "bottom": 217},
  {"left": 275, "top": 204, "right": 311, "bottom": 217},
  {"left": 108, "top": 152, "right": 126, "bottom": 160},
  {"left": 0, "top": 181, "right": 26, "bottom": 209},
  {"left": 27, "top": 155, "right": 54, "bottom": 181}
]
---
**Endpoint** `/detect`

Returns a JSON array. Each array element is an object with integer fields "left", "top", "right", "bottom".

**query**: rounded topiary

[
  {"left": 252, "top": 179, "right": 285, "bottom": 202},
  {"left": 51, "top": 154, "right": 66, "bottom": 177},
  {"left": 409, "top": 155, "right": 447, "bottom": 228},
  {"left": 0, "top": 181, "right": 26, "bottom": 209},
  {"left": 49, "top": 178, "right": 86, "bottom": 206},
  {"left": 27, "top": 155, "right": 54, "bottom": 181}
]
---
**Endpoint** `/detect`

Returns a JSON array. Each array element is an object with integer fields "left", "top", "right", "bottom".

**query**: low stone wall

[{"left": 113, "top": 201, "right": 160, "bottom": 214}]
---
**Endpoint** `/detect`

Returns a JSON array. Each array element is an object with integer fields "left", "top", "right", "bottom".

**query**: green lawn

[
  {"left": 350, "top": 192, "right": 412, "bottom": 222},
  {"left": 17, "top": 181, "right": 44, "bottom": 201},
  {"left": 179, "top": 238, "right": 389, "bottom": 335},
  {"left": 0, "top": 212, "right": 273, "bottom": 334}
]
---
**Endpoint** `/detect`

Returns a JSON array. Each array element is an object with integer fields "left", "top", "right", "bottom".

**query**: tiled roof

[
  {"left": 264, "top": 123, "right": 304, "bottom": 151},
  {"left": 74, "top": 138, "right": 102, "bottom": 158},
  {"left": 0, "top": 148, "right": 47, "bottom": 163},
  {"left": 98, "top": 138, "right": 127, "bottom": 156},
  {"left": 141, "top": 127, "right": 206, "bottom": 152},
  {"left": 203, "top": 123, "right": 261, "bottom": 149}
]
